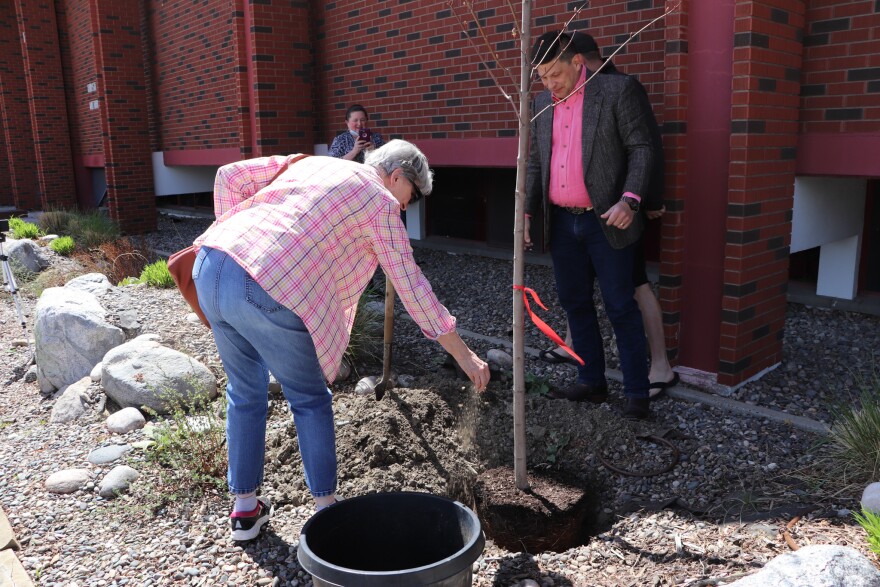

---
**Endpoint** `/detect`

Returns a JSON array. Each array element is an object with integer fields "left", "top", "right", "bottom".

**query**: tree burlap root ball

[{"left": 474, "top": 466, "right": 602, "bottom": 553}]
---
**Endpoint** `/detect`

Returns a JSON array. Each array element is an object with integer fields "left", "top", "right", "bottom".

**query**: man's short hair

[
  {"left": 570, "top": 31, "right": 599, "bottom": 56},
  {"left": 531, "top": 31, "right": 577, "bottom": 65}
]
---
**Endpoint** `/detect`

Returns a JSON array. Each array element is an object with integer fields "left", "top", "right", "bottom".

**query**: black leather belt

[{"left": 561, "top": 206, "right": 593, "bottom": 215}]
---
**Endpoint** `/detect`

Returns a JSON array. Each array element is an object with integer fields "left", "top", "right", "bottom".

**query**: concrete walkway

[{"left": 0, "top": 507, "right": 33, "bottom": 587}]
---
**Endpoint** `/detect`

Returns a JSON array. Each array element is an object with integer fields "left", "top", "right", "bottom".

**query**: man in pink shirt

[
  {"left": 192, "top": 139, "right": 489, "bottom": 540},
  {"left": 525, "top": 31, "right": 654, "bottom": 420}
]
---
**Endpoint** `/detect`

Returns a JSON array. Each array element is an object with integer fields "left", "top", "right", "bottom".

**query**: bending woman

[{"left": 192, "top": 140, "right": 489, "bottom": 541}]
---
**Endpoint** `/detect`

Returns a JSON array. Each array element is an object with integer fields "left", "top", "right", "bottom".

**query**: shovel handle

[{"left": 383, "top": 275, "right": 395, "bottom": 346}]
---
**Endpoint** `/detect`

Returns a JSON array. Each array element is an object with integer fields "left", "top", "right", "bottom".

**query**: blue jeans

[
  {"left": 549, "top": 208, "right": 649, "bottom": 399},
  {"left": 192, "top": 247, "right": 337, "bottom": 497}
]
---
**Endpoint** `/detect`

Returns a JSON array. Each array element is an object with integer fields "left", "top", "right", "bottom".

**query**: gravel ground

[{"left": 0, "top": 214, "right": 878, "bottom": 586}]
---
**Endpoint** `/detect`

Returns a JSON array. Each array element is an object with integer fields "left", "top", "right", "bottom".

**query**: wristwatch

[{"left": 620, "top": 195, "right": 640, "bottom": 212}]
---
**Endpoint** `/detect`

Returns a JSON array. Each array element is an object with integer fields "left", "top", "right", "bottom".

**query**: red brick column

[
  {"left": 0, "top": 2, "right": 30, "bottom": 209},
  {"left": 90, "top": 0, "right": 156, "bottom": 234},
  {"left": 1, "top": 2, "right": 43, "bottom": 211},
  {"left": 659, "top": 1, "right": 690, "bottom": 366},
  {"left": 245, "top": 0, "right": 314, "bottom": 156},
  {"left": 232, "top": 0, "right": 254, "bottom": 158},
  {"left": 14, "top": 0, "right": 77, "bottom": 211},
  {"left": 719, "top": 0, "right": 805, "bottom": 385}
]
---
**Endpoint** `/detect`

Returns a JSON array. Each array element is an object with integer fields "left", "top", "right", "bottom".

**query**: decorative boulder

[
  {"left": 3, "top": 238, "right": 49, "bottom": 273},
  {"left": 49, "top": 377, "right": 92, "bottom": 424},
  {"left": 101, "top": 338, "right": 217, "bottom": 414},
  {"left": 35, "top": 287, "right": 124, "bottom": 392},
  {"left": 64, "top": 273, "right": 114, "bottom": 298},
  {"left": 727, "top": 544, "right": 880, "bottom": 587},
  {"left": 862, "top": 482, "right": 880, "bottom": 514}
]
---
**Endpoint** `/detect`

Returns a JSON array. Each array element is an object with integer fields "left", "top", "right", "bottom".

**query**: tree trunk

[{"left": 511, "top": 0, "right": 532, "bottom": 491}]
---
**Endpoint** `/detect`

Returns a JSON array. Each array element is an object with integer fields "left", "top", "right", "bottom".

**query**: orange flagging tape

[{"left": 513, "top": 285, "right": 585, "bottom": 366}]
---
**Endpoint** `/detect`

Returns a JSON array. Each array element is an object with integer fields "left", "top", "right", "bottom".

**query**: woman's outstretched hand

[{"left": 437, "top": 331, "right": 490, "bottom": 392}]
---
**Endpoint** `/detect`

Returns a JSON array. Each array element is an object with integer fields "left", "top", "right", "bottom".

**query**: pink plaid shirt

[{"left": 193, "top": 154, "right": 456, "bottom": 382}]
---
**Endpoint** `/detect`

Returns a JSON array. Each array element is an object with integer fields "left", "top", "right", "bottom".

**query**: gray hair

[{"left": 364, "top": 139, "right": 433, "bottom": 199}]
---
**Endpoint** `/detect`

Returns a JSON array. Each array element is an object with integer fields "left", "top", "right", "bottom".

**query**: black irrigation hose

[{"left": 596, "top": 435, "right": 680, "bottom": 477}]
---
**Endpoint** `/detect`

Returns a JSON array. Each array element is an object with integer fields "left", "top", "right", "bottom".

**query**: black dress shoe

[
  {"left": 623, "top": 397, "right": 650, "bottom": 420},
  {"left": 547, "top": 382, "right": 608, "bottom": 404}
]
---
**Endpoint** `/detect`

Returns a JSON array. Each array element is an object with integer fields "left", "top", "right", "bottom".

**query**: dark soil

[{"left": 265, "top": 358, "right": 681, "bottom": 554}]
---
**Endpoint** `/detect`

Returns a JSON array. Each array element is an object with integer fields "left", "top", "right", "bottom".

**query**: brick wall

[
  {"left": 15, "top": 0, "right": 77, "bottom": 210},
  {"left": 146, "top": 0, "right": 242, "bottom": 152},
  {"left": 58, "top": 0, "right": 102, "bottom": 159},
  {"left": 658, "top": 0, "right": 689, "bottom": 366},
  {"left": 91, "top": 0, "right": 156, "bottom": 234},
  {"left": 0, "top": 1, "right": 38, "bottom": 210},
  {"left": 313, "top": 1, "right": 667, "bottom": 147},
  {"left": 246, "top": 0, "right": 314, "bottom": 156},
  {"left": 720, "top": 0, "right": 806, "bottom": 385},
  {"left": 800, "top": 0, "right": 880, "bottom": 133}
]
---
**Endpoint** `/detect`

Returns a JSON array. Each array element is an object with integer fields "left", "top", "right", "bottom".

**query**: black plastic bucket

[{"left": 297, "top": 492, "right": 485, "bottom": 587}]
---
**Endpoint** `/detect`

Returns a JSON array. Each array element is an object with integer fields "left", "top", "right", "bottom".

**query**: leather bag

[{"left": 168, "top": 245, "right": 208, "bottom": 327}]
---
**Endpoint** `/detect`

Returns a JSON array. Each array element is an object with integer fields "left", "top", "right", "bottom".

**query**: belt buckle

[{"left": 567, "top": 206, "right": 590, "bottom": 215}]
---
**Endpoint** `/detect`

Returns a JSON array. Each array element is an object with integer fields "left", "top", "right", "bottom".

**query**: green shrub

[
  {"left": 49, "top": 236, "right": 76, "bottom": 256},
  {"left": 139, "top": 259, "right": 175, "bottom": 288},
  {"left": 345, "top": 285, "right": 383, "bottom": 367},
  {"left": 8, "top": 217, "right": 41, "bottom": 239},
  {"left": 118, "top": 277, "right": 141, "bottom": 286},
  {"left": 37, "top": 208, "right": 77, "bottom": 235},
  {"left": 828, "top": 368, "right": 880, "bottom": 483},
  {"left": 140, "top": 384, "right": 227, "bottom": 502},
  {"left": 854, "top": 507, "right": 880, "bottom": 558},
  {"left": 68, "top": 210, "right": 120, "bottom": 248}
]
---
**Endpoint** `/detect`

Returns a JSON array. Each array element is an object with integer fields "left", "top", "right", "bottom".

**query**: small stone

[
  {"left": 45, "top": 469, "right": 91, "bottom": 494},
  {"left": 88, "top": 444, "right": 133, "bottom": 465},
  {"left": 98, "top": 465, "right": 140, "bottom": 499}
]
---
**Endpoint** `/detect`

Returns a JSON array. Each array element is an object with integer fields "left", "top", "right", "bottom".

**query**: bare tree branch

[
  {"left": 447, "top": 1, "right": 519, "bottom": 116},
  {"left": 463, "top": 1, "right": 520, "bottom": 91}
]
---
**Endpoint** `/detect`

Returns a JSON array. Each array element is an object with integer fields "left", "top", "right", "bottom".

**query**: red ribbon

[{"left": 513, "top": 285, "right": 585, "bottom": 366}]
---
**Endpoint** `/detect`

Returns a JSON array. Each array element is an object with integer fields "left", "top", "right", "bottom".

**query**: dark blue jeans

[{"left": 549, "top": 208, "right": 649, "bottom": 399}]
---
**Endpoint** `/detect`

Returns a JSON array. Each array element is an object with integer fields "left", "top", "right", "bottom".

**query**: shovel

[{"left": 374, "top": 275, "right": 396, "bottom": 400}]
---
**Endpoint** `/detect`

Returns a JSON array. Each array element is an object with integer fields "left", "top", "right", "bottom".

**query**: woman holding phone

[{"left": 328, "top": 104, "right": 385, "bottom": 163}]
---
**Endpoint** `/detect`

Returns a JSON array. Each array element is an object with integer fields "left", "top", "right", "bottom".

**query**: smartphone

[{"left": 358, "top": 128, "right": 372, "bottom": 143}]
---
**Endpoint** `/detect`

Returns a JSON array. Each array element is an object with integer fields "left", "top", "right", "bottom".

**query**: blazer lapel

[{"left": 581, "top": 82, "right": 602, "bottom": 171}]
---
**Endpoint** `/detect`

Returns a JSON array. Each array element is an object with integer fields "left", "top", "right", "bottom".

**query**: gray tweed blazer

[{"left": 525, "top": 73, "right": 653, "bottom": 250}]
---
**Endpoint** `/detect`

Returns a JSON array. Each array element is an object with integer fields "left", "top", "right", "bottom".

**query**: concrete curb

[{"left": 0, "top": 507, "right": 33, "bottom": 587}]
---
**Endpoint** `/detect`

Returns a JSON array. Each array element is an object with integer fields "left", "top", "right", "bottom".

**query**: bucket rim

[{"left": 298, "top": 491, "right": 486, "bottom": 585}]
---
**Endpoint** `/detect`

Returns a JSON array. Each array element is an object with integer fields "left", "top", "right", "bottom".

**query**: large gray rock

[
  {"left": 64, "top": 273, "right": 114, "bottom": 297},
  {"left": 862, "top": 482, "right": 880, "bottom": 514},
  {"left": 49, "top": 377, "right": 92, "bottom": 424},
  {"left": 3, "top": 238, "right": 49, "bottom": 273},
  {"left": 101, "top": 339, "right": 217, "bottom": 414},
  {"left": 727, "top": 545, "right": 880, "bottom": 587},
  {"left": 35, "top": 287, "right": 124, "bottom": 392}
]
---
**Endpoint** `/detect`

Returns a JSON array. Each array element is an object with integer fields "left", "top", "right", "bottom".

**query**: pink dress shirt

[
  {"left": 193, "top": 154, "right": 456, "bottom": 382},
  {"left": 549, "top": 65, "right": 591, "bottom": 209}
]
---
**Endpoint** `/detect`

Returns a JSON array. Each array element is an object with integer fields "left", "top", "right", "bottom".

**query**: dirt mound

[
  {"left": 265, "top": 370, "right": 640, "bottom": 515},
  {"left": 266, "top": 382, "right": 481, "bottom": 507}
]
